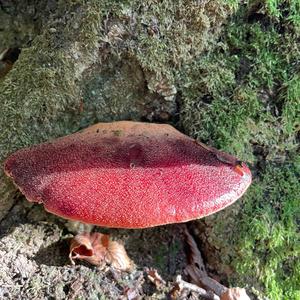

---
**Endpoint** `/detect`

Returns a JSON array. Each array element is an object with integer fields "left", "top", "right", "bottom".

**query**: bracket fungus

[{"left": 4, "top": 121, "right": 251, "bottom": 228}]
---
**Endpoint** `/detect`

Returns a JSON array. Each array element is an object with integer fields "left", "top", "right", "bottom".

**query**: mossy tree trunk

[{"left": 0, "top": 1, "right": 299, "bottom": 299}]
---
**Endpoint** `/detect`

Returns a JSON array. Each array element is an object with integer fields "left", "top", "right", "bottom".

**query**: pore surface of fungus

[{"left": 4, "top": 121, "right": 251, "bottom": 228}]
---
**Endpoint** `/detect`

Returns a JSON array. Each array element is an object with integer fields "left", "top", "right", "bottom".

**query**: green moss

[
  {"left": 180, "top": 1, "right": 299, "bottom": 298},
  {"left": 180, "top": 1, "right": 299, "bottom": 162},
  {"left": 264, "top": 0, "right": 300, "bottom": 29},
  {"left": 280, "top": 74, "right": 300, "bottom": 137},
  {"left": 128, "top": 0, "right": 235, "bottom": 91},
  {"left": 0, "top": 1, "right": 54, "bottom": 48},
  {"left": 0, "top": 1, "right": 103, "bottom": 160},
  {"left": 80, "top": 58, "right": 145, "bottom": 126},
  {"left": 234, "top": 163, "right": 300, "bottom": 299}
]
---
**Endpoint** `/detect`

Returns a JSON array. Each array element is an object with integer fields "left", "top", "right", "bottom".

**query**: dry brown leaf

[
  {"left": 69, "top": 232, "right": 107, "bottom": 266},
  {"left": 69, "top": 232, "right": 133, "bottom": 271},
  {"left": 220, "top": 288, "right": 251, "bottom": 300},
  {"left": 106, "top": 239, "right": 133, "bottom": 271}
]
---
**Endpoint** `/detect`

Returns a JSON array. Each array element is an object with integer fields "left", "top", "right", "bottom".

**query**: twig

[
  {"left": 199, "top": 275, "right": 228, "bottom": 296},
  {"left": 182, "top": 224, "right": 251, "bottom": 300},
  {"left": 175, "top": 275, "right": 220, "bottom": 300},
  {"left": 183, "top": 224, "right": 228, "bottom": 296},
  {"left": 183, "top": 225, "right": 207, "bottom": 277}
]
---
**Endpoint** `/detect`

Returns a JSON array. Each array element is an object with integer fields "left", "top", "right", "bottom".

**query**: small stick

[
  {"left": 182, "top": 225, "right": 251, "bottom": 300},
  {"left": 175, "top": 275, "right": 220, "bottom": 300},
  {"left": 200, "top": 276, "right": 228, "bottom": 296},
  {"left": 183, "top": 224, "right": 228, "bottom": 296},
  {"left": 183, "top": 225, "right": 207, "bottom": 277}
]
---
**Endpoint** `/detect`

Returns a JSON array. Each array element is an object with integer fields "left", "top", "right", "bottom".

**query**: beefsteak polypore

[{"left": 4, "top": 121, "right": 251, "bottom": 228}]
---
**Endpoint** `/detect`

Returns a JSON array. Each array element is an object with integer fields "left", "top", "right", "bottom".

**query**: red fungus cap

[{"left": 4, "top": 121, "right": 251, "bottom": 228}]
